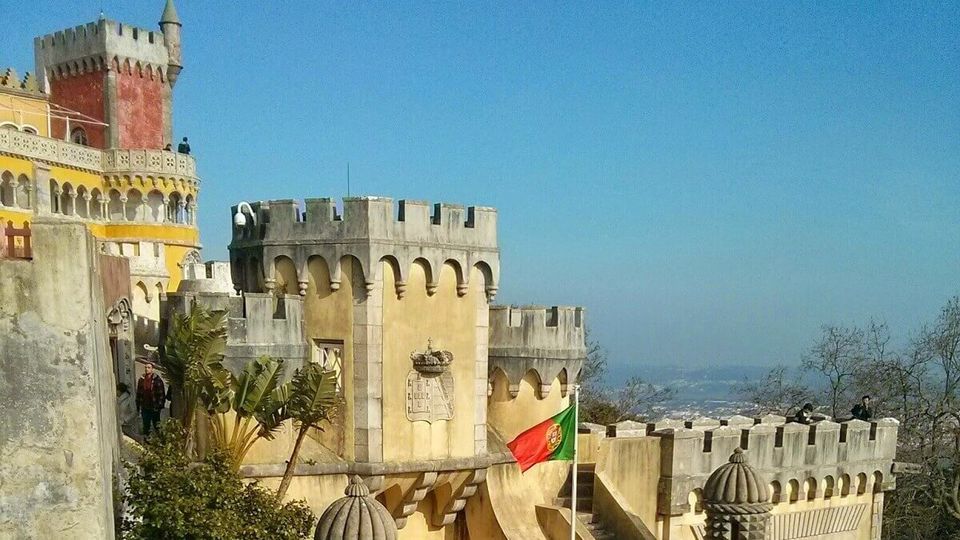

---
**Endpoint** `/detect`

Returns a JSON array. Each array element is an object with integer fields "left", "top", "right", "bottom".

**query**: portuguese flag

[{"left": 507, "top": 404, "right": 576, "bottom": 472}]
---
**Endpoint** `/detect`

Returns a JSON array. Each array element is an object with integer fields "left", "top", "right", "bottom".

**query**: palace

[{"left": 0, "top": 3, "right": 900, "bottom": 540}]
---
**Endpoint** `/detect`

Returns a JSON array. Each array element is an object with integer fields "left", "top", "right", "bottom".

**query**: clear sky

[{"left": 4, "top": 1, "right": 959, "bottom": 374}]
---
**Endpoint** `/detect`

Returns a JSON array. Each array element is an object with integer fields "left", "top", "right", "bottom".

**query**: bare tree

[
  {"left": 803, "top": 324, "right": 866, "bottom": 418},
  {"left": 735, "top": 365, "right": 810, "bottom": 416},
  {"left": 578, "top": 326, "right": 674, "bottom": 425}
]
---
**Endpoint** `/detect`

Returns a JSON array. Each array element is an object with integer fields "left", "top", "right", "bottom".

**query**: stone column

[
  {"left": 160, "top": 197, "right": 168, "bottom": 223},
  {"left": 352, "top": 274, "right": 383, "bottom": 463},
  {"left": 104, "top": 68, "right": 120, "bottom": 148},
  {"left": 83, "top": 193, "right": 91, "bottom": 218},
  {"left": 68, "top": 191, "right": 77, "bottom": 216},
  {"left": 473, "top": 283, "right": 489, "bottom": 455},
  {"left": 119, "top": 195, "right": 129, "bottom": 221}
]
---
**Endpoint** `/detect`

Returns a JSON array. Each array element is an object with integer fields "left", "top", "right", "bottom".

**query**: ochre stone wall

[{"left": 381, "top": 261, "right": 477, "bottom": 461}]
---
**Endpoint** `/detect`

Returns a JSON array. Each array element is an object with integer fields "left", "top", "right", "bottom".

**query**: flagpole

[{"left": 570, "top": 384, "right": 580, "bottom": 540}]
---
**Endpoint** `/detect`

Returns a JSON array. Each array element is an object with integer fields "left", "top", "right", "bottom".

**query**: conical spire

[{"left": 160, "top": 0, "right": 181, "bottom": 25}]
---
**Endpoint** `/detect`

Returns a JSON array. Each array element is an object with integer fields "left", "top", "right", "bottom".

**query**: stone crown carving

[{"left": 410, "top": 339, "right": 453, "bottom": 375}]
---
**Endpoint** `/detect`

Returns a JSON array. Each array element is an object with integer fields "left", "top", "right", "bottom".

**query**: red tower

[{"left": 33, "top": 0, "right": 183, "bottom": 150}]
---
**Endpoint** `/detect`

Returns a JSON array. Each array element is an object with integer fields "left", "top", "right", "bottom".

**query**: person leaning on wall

[{"left": 851, "top": 395, "right": 873, "bottom": 421}]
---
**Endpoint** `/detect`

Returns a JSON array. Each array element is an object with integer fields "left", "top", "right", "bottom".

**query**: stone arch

[
  {"left": 839, "top": 474, "right": 851, "bottom": 496},
  {"left": 412, "top": 257, "right": 434, "bottom": 295},
  {"left": 0, "top": 171, "right": 13, "bottom": 207},
  {"left": 522, "top": 369, "right": 546, "bottom": 400},
  {"left": 788, "top": 479, "right": 800, "bottom": 503},
  {"left": 558, "top": 367, "right": 569, "bottom": 397},
  {"left": 155, "top": 282, "right": 165, "bottom": 301},
  {"left": 872, "top": 471, "right": 884, "bottom": 494},
  {"left": 273, "top": 255, "right": 298, "bottom": 295},
  {"left": 488, "top": 366, "right": 512, "bottom": 401},
  {"left": 146, "top": 190, "right": 164, "bottom": 222},
  {"left": 770, "top": 481, "right": 782, "bottom": 504},
  {"left": 305, "top": 254, "right": 332, "bottom": 298},
  {"left": 75, "top": 185, "right": 89, "bottom": 218},
  {"left": 125, "top": 189, "right": 143, "bottom": 221},
  {"left": 185, "top": 193, "right": 195, "bottom": 225},
  {"left": 15, "top": 174, "right": 30, "bottom": 209},
  {"left": 59, "top": 182, "right": 74, "bottom": 215},
  {"left": 181, "top": 249, "right": 201, "bottom": 267},
  {"left": 340, "top": 254, "right": 368, "bottom": 299},
  {"left": 473, "top": 260, "right": 497, "bottom": 301},
  {"left": 804, "top": 477, "right": 817, "bottom": 501},
  {"left": 108, "top": 189, "right": 124, "bottom": 221},
  {"left": 443, "top": 258, "right": 467, "bottom": 295},
  {"left": 856, "top": 472, "right": 868, "bottom": 495},
  {"left": 49, "top": 178, "right": 60, "bottom": 213},
  {"left": 823, "top": 475, "right": 835, "bottom": 499},
  {"left": 167, "top": 191, "right": 183, "bottom": 223},
  {"left": 380, "top": 255, "right": 404, "bottom": 298}
]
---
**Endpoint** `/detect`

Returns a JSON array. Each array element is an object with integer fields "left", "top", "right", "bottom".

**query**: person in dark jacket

[
  {"left": 136, "top": 362, "right": 166, "bottom": 437},
  {"left": 851, "top": 395, "right": 873, "bottom": 421},
  {"left": 177, "top": 136, "right": 190, "bottom": 155},
  {"left": 795, "top": 403, "right": 815, "bottom": 424}
]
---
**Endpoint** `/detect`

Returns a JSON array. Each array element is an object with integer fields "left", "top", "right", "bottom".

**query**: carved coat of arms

[{"left": 406, "top": 339, "right": 454, "bottom": 423}]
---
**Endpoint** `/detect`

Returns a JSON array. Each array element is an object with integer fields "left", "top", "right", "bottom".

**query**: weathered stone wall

[{"left": 0, "top": 219, "right": 119, "bottom": 539}]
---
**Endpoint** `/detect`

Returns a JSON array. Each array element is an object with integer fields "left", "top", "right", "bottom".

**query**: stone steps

[{"left": 555, "top": 462, "right": 615, "bottom": 539}]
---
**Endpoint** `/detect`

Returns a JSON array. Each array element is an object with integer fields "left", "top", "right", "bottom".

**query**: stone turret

[
  {"left": 159, "top": 0, "right": 183, "bottom": 87},
  {"left": 228, "top": 197, "right": 500, "bottom": 300},
  {"left": 703, "top": 448, "right": 772, "bottom": 540},
  {"left": 487, "top": 305, "right": 586, "bottom": 398}
]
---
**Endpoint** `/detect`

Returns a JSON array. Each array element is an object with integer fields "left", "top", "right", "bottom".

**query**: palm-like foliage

[
  {"left": 276, "top": 363, "right": 338, "bottom": 499},
  {"left": 206, "top": 356, "right": 292, "bottom": 468},
  {"left": 160, "top": 303, "right": 229, "bottom": 455}
]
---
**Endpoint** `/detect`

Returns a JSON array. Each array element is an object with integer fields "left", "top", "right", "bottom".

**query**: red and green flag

[{"left": 507, "top": 404, "right": 576, "bottom": 472}]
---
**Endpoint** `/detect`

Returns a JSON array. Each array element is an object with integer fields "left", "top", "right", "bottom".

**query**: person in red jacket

[{"left": 136, "top": 362, "right": 166, "bottom": 437}]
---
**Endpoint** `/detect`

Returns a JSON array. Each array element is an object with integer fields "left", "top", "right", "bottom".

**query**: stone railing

[
  {"left": 0, "top": 129, "right": 198, "bottom": 182},
  {"left": 0, "top": 128, "right": 101, "bottom": 171},
  {"left": 103, "top": 148, "right": 197, "bottom": 181}
]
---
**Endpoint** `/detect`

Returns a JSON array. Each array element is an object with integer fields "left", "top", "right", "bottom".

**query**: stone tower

[
  {"left": 33, "top": 0, "right": 184, "bottom": 149},
  {"left": 703, "top": 448, "right": 773, "bottom": 540}
]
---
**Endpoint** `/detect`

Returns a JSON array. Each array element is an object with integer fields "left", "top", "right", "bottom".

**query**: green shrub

[{"left": 121, "top": 421, "right": 314, "bottom": 540}]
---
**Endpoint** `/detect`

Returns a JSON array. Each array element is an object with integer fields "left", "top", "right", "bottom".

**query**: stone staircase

[{"left": 554, "top": 463, "right": 615, "bottom": 540}]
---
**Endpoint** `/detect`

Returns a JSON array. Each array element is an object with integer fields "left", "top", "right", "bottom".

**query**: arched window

[
  {"left": 22, "top": 126, "right": 38, "bottom": 135},
  {"left": 0, "top": 123, "right": 17, "bottom": 130},
  {"left": 71, "top": 127, "right": 88, "bottom": 146}
]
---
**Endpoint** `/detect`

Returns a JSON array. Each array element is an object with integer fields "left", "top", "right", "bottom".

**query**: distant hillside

[{"left": 604, "top": 363, "right": 774, "bottom": 403}]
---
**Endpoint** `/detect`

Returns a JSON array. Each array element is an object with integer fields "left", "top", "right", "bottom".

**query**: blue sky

[{"left": 4, "top": 1, "right": 959, "bottom": 374}]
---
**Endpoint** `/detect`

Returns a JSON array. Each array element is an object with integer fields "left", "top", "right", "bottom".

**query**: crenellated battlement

[
  {"left": 162, "top": 292, "right": 308, "bottom": 374},
  {"left": 606, "top": 415, "right": 899, "bottom": 516},
  {"left": 231, "top": 197, "right": 497, "bottom": 248},
  {"left": 228, "top": 196, "right": 500, "bottom": 301},
  {"left": 0, "top": 68, "right": 43, "bottom": 96},
  {"left": 487, "top": 305, "right": 586, "bottom": 398},
  {"left": 34, "top": 19, "right": 171, "bottom": 87}
]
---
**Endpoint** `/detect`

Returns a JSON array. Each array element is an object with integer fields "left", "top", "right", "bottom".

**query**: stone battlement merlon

[
  {"left": 606, "top": 416, "right": 899, "bottom": 515},
  {"left": 228, "top": 196, "right": 500, "bottom": 302},
  {"left": 487, "top": 305, "right": 586, "bottom": 399},
  {"left": 231, "top": 197, "right": 498, "bottom": 248},
  {"left": 34, "top": 19, "right": 170, "bottom": 87}
]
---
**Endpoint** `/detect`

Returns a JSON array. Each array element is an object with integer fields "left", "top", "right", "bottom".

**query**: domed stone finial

[
  {"left": 315, "top": 476, "right": 398, "bottom": 540},
  {"left": 703, "top": 448, "right": 773, "bottom": 540}
]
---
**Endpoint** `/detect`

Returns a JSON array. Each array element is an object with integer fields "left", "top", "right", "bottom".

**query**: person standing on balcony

[
  {"left": 136, "top": 362, "right": 166, "bottom": 437},
  {"left": 177, "top": 136, "right": 191, "bottom": 155}
]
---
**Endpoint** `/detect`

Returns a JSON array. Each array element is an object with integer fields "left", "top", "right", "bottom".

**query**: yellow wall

[
  {"left": 302, "top": 255, "right": 357, "bottom": 460},
  {"left": 381, "top": 261, "right": 477, "bottom": 461},
  {"left": 488, "top": 372, "right": 569, "bottom": 442},
  {"left": 0, "top": 91, "right": 49, "bottom": 136}
]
